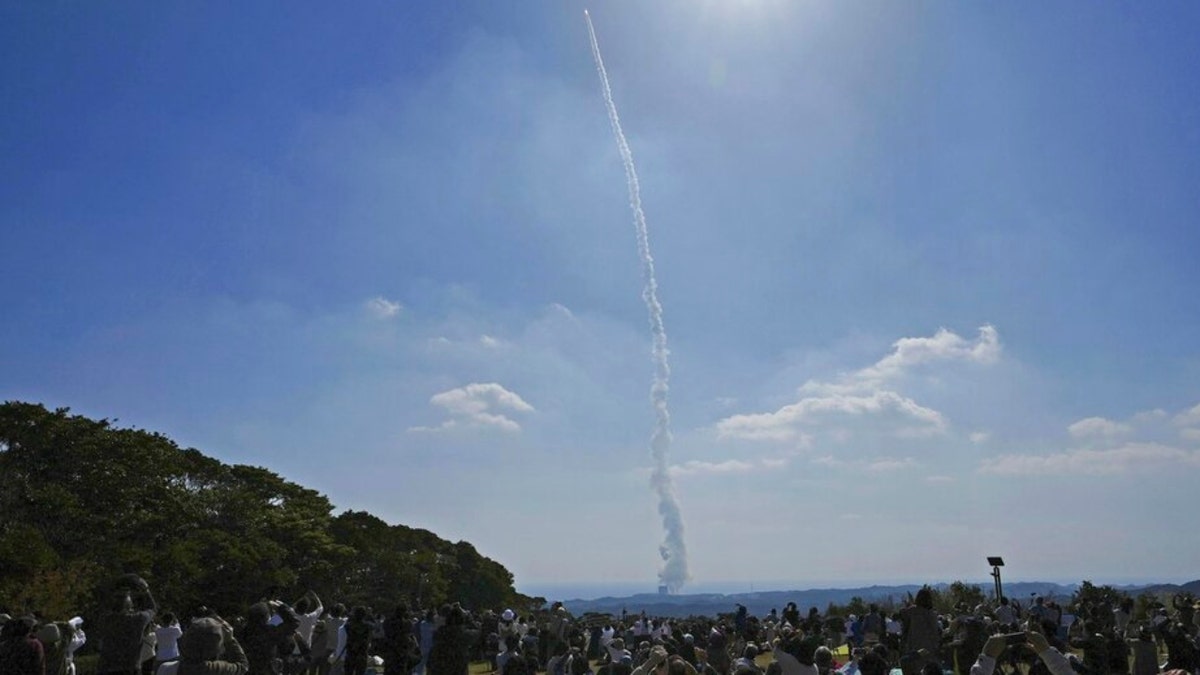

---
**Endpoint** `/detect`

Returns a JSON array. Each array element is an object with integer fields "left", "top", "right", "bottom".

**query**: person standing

[
  {"left": 426, "top": 607, "right": 468, "bottom": 675},
  {"left": 155, "top": 614, "right": 184, "bottom": 668},
  {"left": 341, "top": 609, "right": 371, "bottom": 675},
  {"left": 96, "top": 575, "right": 157, "bottom": 675},
  {"left": 899, "top": 588, "right": 941, "bottom": 675},
  {"left": 1, "top": 616, "right": 46, "bottom": 675}
]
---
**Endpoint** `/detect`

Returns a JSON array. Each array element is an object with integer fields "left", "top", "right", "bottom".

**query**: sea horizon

[{"left": 518, "top": 576, "right": 1195, "bottom": 602}]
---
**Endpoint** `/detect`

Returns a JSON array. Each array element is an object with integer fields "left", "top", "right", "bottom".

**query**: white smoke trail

[{"left": 584, "top": 9, "right": 690, "bottom": 593}]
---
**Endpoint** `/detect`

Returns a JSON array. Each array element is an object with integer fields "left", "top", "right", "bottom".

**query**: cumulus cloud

[
  {"left": 979, "top": 442, "right": 1200, "bottom": 476},
  {"left": 978, "top": 402, "right": 1200, "bottom": 476},
  {"left": 717, "top": 382, "right": 946, "bottom": 441},
  {"left": 1133, "top": 409, "right": 1168, "bottom": 424},
  {"left": 1173, "top": 403, "right": 1200, "bottom": 428},
  {"left": 1068, "top": 416, "right": 1132, "bottom": 439},
  {"left": 409, "top": 382, "right": 534, "bottom": 433},
  {"left": 715, "top": 369, "right": 950, "bottom": 439},
  {"left": 969, "top": 432, "right": 990, "bottom": 444},
  {"left": 365, "top": 296, "right": 402, "bottom": 318},
  {"left": 715, "top": 326, "right": 999, "bottom": 445},
  {"left": 855, "top": 325, "right": 1000, "bottom": 385}
]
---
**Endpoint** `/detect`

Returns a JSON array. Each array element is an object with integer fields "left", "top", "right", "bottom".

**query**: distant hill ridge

[{"left": 562, "top": 580, "right": 1200, "bottom": 618}]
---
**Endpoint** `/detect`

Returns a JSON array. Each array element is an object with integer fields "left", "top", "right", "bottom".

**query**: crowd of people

[{"left": 3, "top": 578, "right": 1199, "bottom": 675}]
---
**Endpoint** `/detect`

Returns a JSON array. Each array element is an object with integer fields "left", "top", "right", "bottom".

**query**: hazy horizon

[
  {"left": 4, "top": 2, "right": 1198, "bottom": 589},
  {"left": 520, "top": 576, "right": 1199, "bottom": 601}
]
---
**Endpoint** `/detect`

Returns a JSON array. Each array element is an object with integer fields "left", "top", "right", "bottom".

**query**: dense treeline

[{"left": 0, "top": 401, "right": 536, "bottom": 619}]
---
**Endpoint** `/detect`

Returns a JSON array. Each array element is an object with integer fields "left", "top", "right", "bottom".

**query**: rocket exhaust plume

[{"left": 585, "top": 9, "right": 690, "bottom": 593}]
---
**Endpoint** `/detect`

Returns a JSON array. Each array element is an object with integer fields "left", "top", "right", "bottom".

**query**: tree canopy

[{"left": 0, "top": 401, "right": 532, "bottom": 619}]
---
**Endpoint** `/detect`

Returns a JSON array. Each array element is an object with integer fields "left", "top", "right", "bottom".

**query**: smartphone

[{"left": 1003, "top": 633, "right": 1026, "bottom": 646}]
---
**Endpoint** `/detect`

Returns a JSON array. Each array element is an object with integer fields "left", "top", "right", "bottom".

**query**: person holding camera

[
  {"left": 632, "top": 647, "right": 698, "bottom": 675},
  {"left": 97, "top": 575, "right": 158, "bottom": 675},
  {"left": 162, "top": 616, "right": 249, "bottom": 675},
  {"left": 969, "top": 632, "right": 1070, "bottom": 675}
]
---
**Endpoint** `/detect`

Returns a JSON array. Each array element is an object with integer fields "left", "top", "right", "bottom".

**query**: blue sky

[{"left": 4, "top": 1, "right": 1200, "bottom": 595}]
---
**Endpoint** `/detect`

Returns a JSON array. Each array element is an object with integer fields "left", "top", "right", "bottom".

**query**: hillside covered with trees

[{"left": 0, "top": 401, "right": 536, "bottom": 618}]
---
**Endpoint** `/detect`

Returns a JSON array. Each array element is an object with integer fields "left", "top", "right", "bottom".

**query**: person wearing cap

[
  {"left": 163, "top": 616, "right": 249, "bottom": 675},
  {"left": 606, "top": 638, "right": 630, "bottom": 666},
  {"left": 57, "top": 618, "right": 86, "bottom": 675},
  {"left": 677, "top": 635, "right": 696, "bottom": 667},
  {"left": 497, "top": 611, "right": 515, "bottom": 642}
]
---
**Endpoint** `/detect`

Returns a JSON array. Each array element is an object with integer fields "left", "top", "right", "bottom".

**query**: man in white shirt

[{"left": 294, "top": 591, "right": 324, "bottom": 648}]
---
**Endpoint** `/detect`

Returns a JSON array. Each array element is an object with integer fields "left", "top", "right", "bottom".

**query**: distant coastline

[{"left": 518, "top": 578, "right": 1200, "bottom": 618}]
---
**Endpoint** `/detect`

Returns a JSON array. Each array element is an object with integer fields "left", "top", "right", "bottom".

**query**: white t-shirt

[
  {"left": 298, "top": 604, "right": 325, "bottom": 646},
  {"left": 995, "top": 606, "right": 1017, "bottom": 625},
  {"left": 154, "top": 624, "right": 183, "bottom": 662}
]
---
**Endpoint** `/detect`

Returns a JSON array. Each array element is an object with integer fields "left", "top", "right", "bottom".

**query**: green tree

[
  {"left": 1071, "top": 580, "right": 1127, "bottom": 612},
  {"left": 0, "top": 401, "right": 531, "bottom": 618},
  {"left": 945, "top": 581, "right": 987, "bottom": 613}
]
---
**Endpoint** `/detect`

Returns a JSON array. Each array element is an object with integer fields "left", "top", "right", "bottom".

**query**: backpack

[{"left": 310, "top": 622, "right": 329, "bottom": 653}]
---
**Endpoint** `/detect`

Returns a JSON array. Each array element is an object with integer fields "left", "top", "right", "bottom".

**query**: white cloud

[
  {"left": 811, "top": 455, "right": 916, "bottom": 472},
  {"left": 1173, "top": 403, "right": 1200, "bottom": 428},
  {"left": 1133, "top": 409, "right": 1168, "bottom": 425},
  {"left": 1068, "top": 416, "right": 1132, "bottom": 439},
  {"left": 409, "top": 382, "right": 534, "bottom": 433},
  {"left": 854, "top": 325, "right": 1000, "bottom": 385},
  {"left": 925, "top": 475, "right": 955, "bottom": 483},
  {"left": 479, "top": 335, "right": 503, "bottom": 348},
  {"left": 715, "top": 326, "right": 999, "bottom": 444},
  {"left": 670, "top": 459, "right": 757, "bottom": 476},
  {"left": 1180, "top": 428, "right": 1200, "bottom": 443},
  {"left": 365, "top": 296, "right": 402, "bottom": 318},
  {"left": 716, "top": 390, "right": 946, "bottom": 441},
  {"left": 978, "top": 442, "right": 1200, "bottom": 476},
  {"left": 969, "top": 431, "right": 990, "bottom": 444}
]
